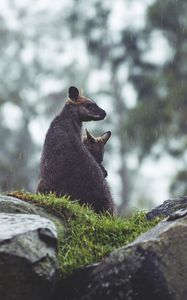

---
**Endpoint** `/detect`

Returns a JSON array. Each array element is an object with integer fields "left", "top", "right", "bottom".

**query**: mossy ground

[{"left": 9, "top": 191, "right": 160, "bottom": 278}]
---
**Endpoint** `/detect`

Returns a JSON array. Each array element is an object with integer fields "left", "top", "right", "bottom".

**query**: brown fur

[
  {"left": 83, "top": 130, "right": 111, "bottom": 178},
  {"left": 37, "top": 87, "right": 115, "bottom": 215}
]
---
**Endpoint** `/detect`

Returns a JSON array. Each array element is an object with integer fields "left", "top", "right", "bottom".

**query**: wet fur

[
  {"left": 83, "top": 131, "right": 110, "bottom": 178},
  {"left": 37, "top": 90, "right": 115, "bottom": 215}
]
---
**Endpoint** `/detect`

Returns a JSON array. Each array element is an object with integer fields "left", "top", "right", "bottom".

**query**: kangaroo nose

[
  {"left": 94, "top": 107, "right": 107, "bottom": 121},
  {"left": 101, "top": 109, "right": 106, "bottom": 119}
]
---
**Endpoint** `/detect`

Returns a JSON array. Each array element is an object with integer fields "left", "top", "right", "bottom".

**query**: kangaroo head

[
  {"left": 83, "top": 129, "right": 111, "bottom": 177},
  {"left": 66, "top": 86, "right": 106, "bottom": 121}
]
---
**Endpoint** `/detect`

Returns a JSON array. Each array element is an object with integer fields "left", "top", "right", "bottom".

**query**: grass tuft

[{"left": 8, "top": 191, "right": 161, "bottom": 277}]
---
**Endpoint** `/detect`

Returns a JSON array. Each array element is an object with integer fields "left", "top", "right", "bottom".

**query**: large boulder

[
  {"left": 80, "top": 215, "right": 187, "bottom": 300},
  {"left": 0, "top": 195, "right": 59, "bottom": 300}
]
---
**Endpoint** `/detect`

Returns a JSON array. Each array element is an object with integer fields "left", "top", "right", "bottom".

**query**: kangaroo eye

[
  {"left": 85, "top": 103, "right": 93, "bottom": 108},
  {"left": 84, "top": 102, "right": 97, "bottom": 109}
]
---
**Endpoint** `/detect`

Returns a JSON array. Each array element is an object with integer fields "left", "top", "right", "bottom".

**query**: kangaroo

[
  {"left": 83, "top": 129, "right": 111, "bottom": 178},
  {"left": 37, "top": 86, "right": 115, "bottom": 215}
]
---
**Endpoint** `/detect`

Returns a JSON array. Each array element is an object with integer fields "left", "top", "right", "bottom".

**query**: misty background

[{"left": 0, "top": 0, "right": 187, "bottom": 215}]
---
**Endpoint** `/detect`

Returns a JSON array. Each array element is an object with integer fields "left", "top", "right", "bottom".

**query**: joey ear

[
  {"left": 101, "top": 131, "right": 111, "bottom": 144},
  {"left": 85, "top": 129, "right": 95, "bottom": 144},
  {"left": 68, "top": 86, "right": 79, "bottom": 101}
]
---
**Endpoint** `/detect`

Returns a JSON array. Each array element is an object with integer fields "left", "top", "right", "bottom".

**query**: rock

[
  {"left": 57, "top": 215, "right": 187, "bottom": 300},
  {"left": 0, "top": 194, "right": 59, "bottom": 220},
  {"left": 0, "top": 195, "right": 42, "bottom": 215},
  {"left": 0, "top": 194, "right": 65, "bottom": 230},
  {"left": 2, "top": 194, "right": 187, "bottom": 299},
  {"left": 0, "top": 213, "right": 58, "bottom": 300},
  {"left": 54, "top": 263, "right": 99, "bottom": 300},
  {"left": 166, "top": 208, "right": 187, "bottom": 221},
  {"left": 147, "top": 196, "right": 187, "bottom": 220}
]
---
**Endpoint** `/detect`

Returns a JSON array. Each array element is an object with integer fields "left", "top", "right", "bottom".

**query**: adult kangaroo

[{"left": 37, "top": 86, "right": 115, "bottom": 215}]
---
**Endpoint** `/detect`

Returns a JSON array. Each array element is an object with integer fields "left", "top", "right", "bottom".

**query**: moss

[{"left": 8, "top": 191, "right": 161, "bottom": 278}]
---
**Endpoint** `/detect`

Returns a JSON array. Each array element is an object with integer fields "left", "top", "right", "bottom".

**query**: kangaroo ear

[
  {"left": 68, "top": 86, "right": 79, "bottom": 101},
  {"left": 101, "top": 131, "right": 111, "bottom": 144},
  {"left": 85, "top": 129, "right": 95, "bottom": 144}
]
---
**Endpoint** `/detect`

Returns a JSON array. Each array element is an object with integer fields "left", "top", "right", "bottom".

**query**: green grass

[{"left": 9, "top": 191, "right": 161, "bottom": 278}]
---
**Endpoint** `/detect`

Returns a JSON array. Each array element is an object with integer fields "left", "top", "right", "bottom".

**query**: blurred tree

[
  {"left": 0, "top": 118, "right": 36, "bottom": 191},
  {"left": 127, "top": 0, "right": 187, "bottom": 196},
  {"left": 0, "top": 0, "right": 80, "bottom": 192},
  {"left": 0, "top": 4, "right": 39, "bottom": 191}
]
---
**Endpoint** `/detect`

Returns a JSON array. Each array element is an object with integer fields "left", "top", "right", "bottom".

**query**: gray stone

[
  {"left": 167, "top": 208, "right": 187, "bottom": 221},
  {"left": 78, "top": 216, "right": 187, "bottom": 300},
  {"left": 0, "top": 194, "right": 65, "bottom": 230},
  {"left": 0, "top": 213, "right": 58, "bottom": 300},
  {"left": 0, "top": 194, "right": 48, "bottom": 215},
  {"left": 147, "top": 196, "right": 187, "bottom": 220},
  {"left": 54, "top": 263, "right": 99, "bottom": 300}
]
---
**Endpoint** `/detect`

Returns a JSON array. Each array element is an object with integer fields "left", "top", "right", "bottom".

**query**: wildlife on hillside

[
  {"left": 83, "top": 129, "right": 111, "bottom": 178},
  {"left": 37, "top": 86, "right": 115, "bottom": 215}
]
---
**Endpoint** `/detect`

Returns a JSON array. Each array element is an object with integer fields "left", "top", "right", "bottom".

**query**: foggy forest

[{"left": 1, "top": 0, "right": 187, "bottom": 214}]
